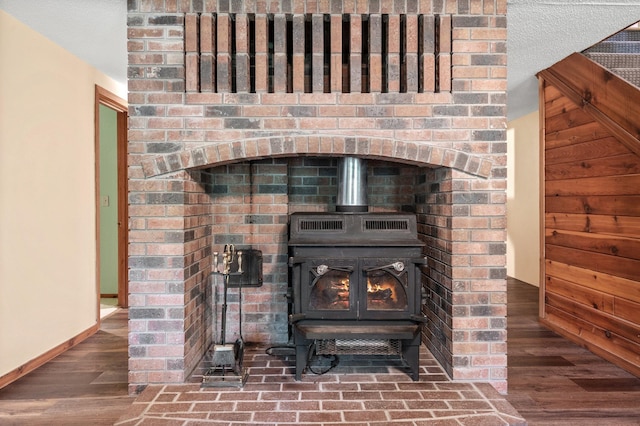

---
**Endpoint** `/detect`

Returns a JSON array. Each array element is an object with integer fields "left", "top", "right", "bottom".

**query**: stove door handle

[
  {"left": 310, "top": 265, "right": 353, "bottom": 287},
  {"left": 363, "top": 262, "right": 405, "bottom": 273},
  {"left": 326, "top": 266, "right": 354, "bottom": 273},
  {"left": 314, "top": 265, "right": 354, "bottom": 276}
]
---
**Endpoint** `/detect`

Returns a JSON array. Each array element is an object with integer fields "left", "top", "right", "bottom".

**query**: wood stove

[{"left": 288, "top": 212, "right": 427, "bottom": 380}]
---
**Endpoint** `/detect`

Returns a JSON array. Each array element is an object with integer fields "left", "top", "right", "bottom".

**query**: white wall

[
  {"left": 507, "top": 111, "right": 541, "bottom": 286},
  {"left": 0, "top": 10, "right": 126, "bottom": 379}
]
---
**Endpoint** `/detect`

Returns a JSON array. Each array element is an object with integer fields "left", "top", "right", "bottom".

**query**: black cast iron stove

[{"left": 288, "top": 211, "right": 427, "bottom": 380}]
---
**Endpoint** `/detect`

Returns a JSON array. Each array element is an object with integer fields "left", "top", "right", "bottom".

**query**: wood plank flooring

[
  {"left": 505, "top": 277, "right": 640, "bottom": 425},
  {"left": 0, "top": 279, "right": 639, "bottom": 424},
  {"left": 0, "top": 310, "right": 133, "bottom": 425}
]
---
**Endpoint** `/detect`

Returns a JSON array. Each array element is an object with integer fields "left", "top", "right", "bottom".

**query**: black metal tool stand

[{"left": 202, "top": 245, "right": 248, "bottom": 388}]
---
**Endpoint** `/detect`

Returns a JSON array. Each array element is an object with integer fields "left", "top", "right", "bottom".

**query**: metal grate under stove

[{"left": 316, "top": 338, "right": 401, "bottom": 356}]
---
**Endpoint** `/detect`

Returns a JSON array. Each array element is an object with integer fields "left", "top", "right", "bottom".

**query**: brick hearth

[
  {"left": 127, "top": 0, "right": 508, "bottom": 394},
  {"left": 116, "top": 345, "right": 524, "bottom": 425}
]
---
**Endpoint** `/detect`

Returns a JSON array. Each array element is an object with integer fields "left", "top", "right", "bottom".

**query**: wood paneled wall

[{"left": 539, "top": 53, "right": 640, "bottom": 377}]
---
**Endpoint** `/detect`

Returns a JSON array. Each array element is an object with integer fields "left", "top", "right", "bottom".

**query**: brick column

[
  {"left": 254, "top": 14, "right": 268, "bottom": 93},
  {"left": 387, "top": 14, "right": 401, "bottom": 93},
  {"left": 273, "top": 14, "right": 287, "bottom": 93},
  {"left": 369, "top": 14, "right": 382, "bottom": 93},
  {"left": 128, "top": 175, "right": 202, "bottom": 392},
  {"left": 235, "top": 14, "right": 250, "bottom": 93},
  {"left": 330, "top": 14, "right": 343, "bottom": 93},
  {"left": 405, "top": 15, "right": 419, "bottom": 92},
  {"left": 311, "top": 14, "right": 324, "bottom": 93},
  {"left": 185, "top": 14, "right": 199, "bottom": 92},
  {"left": 349, "top": 14, "right": 362, "bottom": 93},
  {"left": 421, "top": 15, "right": 436, "bottom": 92},
  {"left": 438, "top": 15, "right": 452, "bottom": 92},
  {"left": 200, "top": 14, "right": 215, "bottom": 92},
  {"left": 216, "top": 13, "right": 231, "bottom": 92},
  {"left": 292, "top": 15, "right": 306, "bottom": 93}
]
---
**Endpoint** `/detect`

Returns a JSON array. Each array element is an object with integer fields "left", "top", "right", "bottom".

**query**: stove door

[
  {"left": 301, "top": 259, "right": 357, "bottom": 319},
  {"left": 359, "top": 258, "right": 413, "bottom": 320}
]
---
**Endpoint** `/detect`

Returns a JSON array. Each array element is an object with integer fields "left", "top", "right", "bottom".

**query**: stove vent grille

[
  {"left": 299, "top": 219, "right": 344, "bottom": 231},
  {"left": 364, "top": 219, "right": 409, "bottom": 231}
]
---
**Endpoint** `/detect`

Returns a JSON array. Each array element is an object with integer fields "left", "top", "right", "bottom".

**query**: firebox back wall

[{"left": 127, "top": 0, "right": 508, "bottom": 394}]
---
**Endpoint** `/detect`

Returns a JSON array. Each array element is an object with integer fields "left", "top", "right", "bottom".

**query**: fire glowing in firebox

[
  {"left": 367, "top": 280, "right": 396, "bottom": 302},
  {"left": 309, "top": 269, "right": 407, "bottom": 311}
]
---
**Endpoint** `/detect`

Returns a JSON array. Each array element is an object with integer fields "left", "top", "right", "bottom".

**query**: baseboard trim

[{"left": 0, "top": 323, "right": 99, "bottom": 389}]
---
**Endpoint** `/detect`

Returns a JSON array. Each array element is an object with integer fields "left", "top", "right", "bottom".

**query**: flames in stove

[
  {"left": 308, "top": 264, "right": 407, "bottom": 311},
  {"left": 367, "top": 274, "right": 396, "bottom": 303},
  {"left": 308, "top": 271, "right": 349, "bottom": 310}
]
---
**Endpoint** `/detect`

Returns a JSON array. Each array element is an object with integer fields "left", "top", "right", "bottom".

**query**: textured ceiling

[
  {"left": 1, "top": 0, "right": 639, "bottom": 121},
  {"left": 507, "top": 0, "right": 640, "bottom": 120}
]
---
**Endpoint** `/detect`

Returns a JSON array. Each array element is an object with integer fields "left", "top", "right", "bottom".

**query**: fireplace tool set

[{"left": 202, "top": 244, "right": 249, "bottom": 387}]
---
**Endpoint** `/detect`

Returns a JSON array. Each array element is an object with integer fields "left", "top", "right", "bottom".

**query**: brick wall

[{"left": 127, "top": 0, "right": 508, "bottom": 394}]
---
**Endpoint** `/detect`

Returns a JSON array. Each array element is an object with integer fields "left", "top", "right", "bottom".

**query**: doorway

[{"left": 95, "top": 86, "right": 128, "bottom": 315}]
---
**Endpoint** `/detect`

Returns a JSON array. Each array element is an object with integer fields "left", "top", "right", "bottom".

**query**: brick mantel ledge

[{"left": 140, "top": 135, "right": 494, "bottom": 178}]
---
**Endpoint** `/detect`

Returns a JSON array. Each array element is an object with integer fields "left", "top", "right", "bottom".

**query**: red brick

[
  {"left": 343, "top": 409, "right": 388, "bottom": 422},
  {"left": 127, "top": 1, "right": 508, "bottom": 393},
  {"left": 184, "top": 14, "right": 198, "bottom": 52}
]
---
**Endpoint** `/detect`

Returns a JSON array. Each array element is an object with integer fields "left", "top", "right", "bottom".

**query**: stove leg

[
  {"left": 295, "top": 343, "right": 309, "bottom": 380},
  {"left": 402, "top": 336, "right": 421, "bottom": 381}
]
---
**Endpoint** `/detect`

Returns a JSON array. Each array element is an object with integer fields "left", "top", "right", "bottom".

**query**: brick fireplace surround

[{"left": 127, "top": 0, "right": 508, "bottom": 395}]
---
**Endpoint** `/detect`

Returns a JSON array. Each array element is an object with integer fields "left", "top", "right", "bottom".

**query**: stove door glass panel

[
  {"left": 363, "top": 260, "right": 408, "bottom": 312},
  {"left": 309, "top": 267, "right": 351, "bottom": 311}
]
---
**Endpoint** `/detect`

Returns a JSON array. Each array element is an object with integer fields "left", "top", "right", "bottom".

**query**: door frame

[{"left": 95, "top": 85, "right": 128, "bottom": 312}]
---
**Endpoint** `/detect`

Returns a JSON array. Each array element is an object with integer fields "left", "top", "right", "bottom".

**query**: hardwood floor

[
  {"left": 505, "top": 277, "right": 640, "bottom": 425},
  {"left": 0, "top": 279, "right": 639, "bottom": 425},
  {"left": 0, "top": 310, "right": 133, "bottom": 425}
]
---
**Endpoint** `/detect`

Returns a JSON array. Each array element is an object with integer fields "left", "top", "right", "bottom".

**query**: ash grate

[{"left": 316, "top": 338, "right": 401, "bottom": 355}]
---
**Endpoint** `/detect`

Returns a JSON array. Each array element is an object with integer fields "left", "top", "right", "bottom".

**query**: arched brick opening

[
  {"left": 128, "top": 150, "right": 505, "bottom": 393},
  {"left": 141, "top": 136, "right": 494, "bottom": 179}
]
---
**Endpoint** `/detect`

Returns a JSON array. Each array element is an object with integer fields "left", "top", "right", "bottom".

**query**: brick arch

[{"left": 140, "top": 135, "right": 494, "bottom": 178}]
